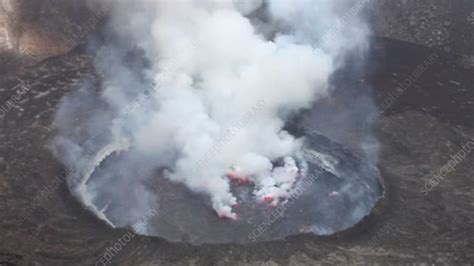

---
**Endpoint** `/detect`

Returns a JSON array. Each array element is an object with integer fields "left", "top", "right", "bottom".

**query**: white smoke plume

[{"left": 53, "top": 0, "right": 371, "bottom": 225}]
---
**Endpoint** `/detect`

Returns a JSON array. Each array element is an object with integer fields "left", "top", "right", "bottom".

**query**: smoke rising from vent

[{"left": 53, "top": 0, "right": 371, "bottom": 228}]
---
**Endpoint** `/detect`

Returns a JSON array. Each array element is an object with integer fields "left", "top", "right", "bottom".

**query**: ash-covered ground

[{"left": 0, "top": 38, "right": 473, "bottom": 265}]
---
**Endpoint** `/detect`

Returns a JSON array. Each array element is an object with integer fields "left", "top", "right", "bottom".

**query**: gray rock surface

[
  {"left": 0, "top": 38, "right": 473, "bottom": 265},
  {"left": 0, "top": 0, "right": 106, "bottom": 72},
  {"left": 0, "top": 1, "right": 473, "bottom": 265},
  {"left": 372, "top": 0, "right": 474, "bottom": 65},
  {"left": 0, "top": 0, "right": 472, "bottom": 70}
]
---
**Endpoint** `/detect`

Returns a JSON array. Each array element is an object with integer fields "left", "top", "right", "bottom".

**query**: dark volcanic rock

[
  {"left": 373, "top": 0, "right": 474, "bottom": 61},
  {"left": 1, "top": 0, "right": 473, "bottom": 72},
  {"left": 0, "top": 0, "right": 107, "bottom": 73},
  {"left": 0, "top": 38, "right": 473, "bottom": 264}
]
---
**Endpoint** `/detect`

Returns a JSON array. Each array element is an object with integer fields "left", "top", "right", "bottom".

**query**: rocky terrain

[
  {"left": 0, "top": 38, "right": 473, "bottom": 265},
  {"left": 0, "top": 0, "right": 106, "bottom": 73},
  {"left": 0, "top": 0, "right": 473, "bottom": 70},
  {"left": 0, "top": 0, "right": 473, "bottom": 265},
  {"left": 373, "top": 0, "right": 474, "bottom": 66}
]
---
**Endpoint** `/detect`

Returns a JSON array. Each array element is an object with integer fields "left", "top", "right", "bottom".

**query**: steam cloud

[{"left": 53, "top": 0, "right": 370, "bottom": 228}]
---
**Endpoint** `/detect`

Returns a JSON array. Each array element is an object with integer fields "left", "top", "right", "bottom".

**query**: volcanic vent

[
  {"left": 83, "top": 125, "right": 383, "bottom": 244},
  {"left": 51, "top": 0, "right": 383, "bottom": 244}
]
